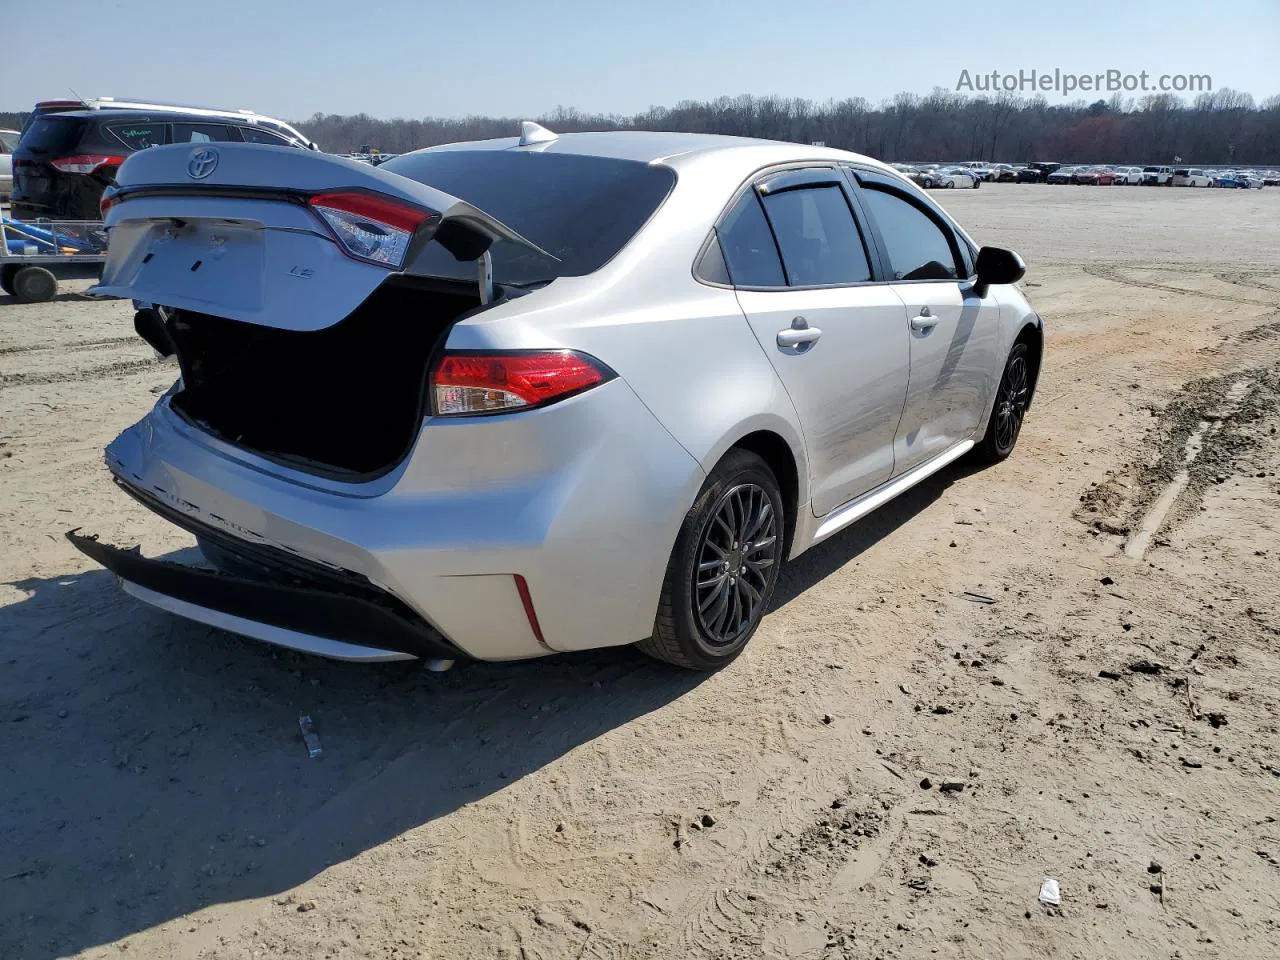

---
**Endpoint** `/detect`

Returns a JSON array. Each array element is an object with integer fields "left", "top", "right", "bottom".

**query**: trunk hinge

[{"left": 477, "top": 250, "right": 494, "bottom": 305}]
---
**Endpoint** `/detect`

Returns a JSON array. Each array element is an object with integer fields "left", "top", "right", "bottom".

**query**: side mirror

[{"left": 973, "top": 246, "right": 1026, "bottom": 297}]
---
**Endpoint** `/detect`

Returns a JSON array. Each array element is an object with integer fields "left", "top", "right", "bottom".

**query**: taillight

[
  {"left": 431, "top": 351, "right": 614, "bottom": 416},
  {"left": 50, "top": 154, "right": 124, "bottom": 174},
  {"left": 308, "top": 191, "right": 432, "bottom": 268},
  {"left": 99, "top": 185, "right": 118, "bottom": 217}
]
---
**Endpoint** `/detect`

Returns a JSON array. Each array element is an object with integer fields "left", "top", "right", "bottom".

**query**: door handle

[
  {"left": 909, "top": 306, "right": 938, "bottom": 333},
  {"left": 777, "top": 316, "right": 822, "bottom": 349}
]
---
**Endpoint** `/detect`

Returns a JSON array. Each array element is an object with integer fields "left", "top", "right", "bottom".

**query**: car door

[
  {"left": 850, "top": 169, "right": 1001, "bottom": 475},
  {"left": 723, "top": 168, "right": 911, "bottom": 516}
]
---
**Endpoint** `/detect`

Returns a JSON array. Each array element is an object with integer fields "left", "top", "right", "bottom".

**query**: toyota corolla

[{"left": 72, "top": 124, "right": 1042, "bottom": 670}]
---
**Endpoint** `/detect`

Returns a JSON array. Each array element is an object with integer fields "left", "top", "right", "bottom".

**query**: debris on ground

[
  {"left": 1129, "top": 660, "right": 1168, "bottom": 676},
  {"left": 1038, "top": 878, "right": 1062, "bottom": 906},
  {"left": 298, "top": 715, "right": 322, "bottom": 759}
]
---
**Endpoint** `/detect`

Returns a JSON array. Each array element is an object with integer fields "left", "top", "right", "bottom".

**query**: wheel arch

[
  {"left": 715, "top": 427, "right": 805, "bottom": 560},
  {"left": 1015, "top": 319, "right": 1044, "bottom": 408}
]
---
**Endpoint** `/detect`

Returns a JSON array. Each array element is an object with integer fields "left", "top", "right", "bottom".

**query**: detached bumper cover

[{"left": 67, "top": 530, "right": 461, "bottom": 661}]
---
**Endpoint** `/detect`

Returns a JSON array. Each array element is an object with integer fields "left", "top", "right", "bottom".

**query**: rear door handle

[{"left": 777, "top": 316, "right": 822, "bottom": 349}]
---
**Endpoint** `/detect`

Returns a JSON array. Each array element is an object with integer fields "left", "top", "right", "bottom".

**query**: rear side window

[
  {"left": 859, "top": 187, "right": 961, "bottom": 282},
  {"left": 16, "top": 116, "right": 86, "bottom": 155},
  {"left": 171, "top": 123, "right": 241, "bottom": 143},
  {"left": 239, "top": 126, "right": 293, "bottom": 146},
  {"left": 0, "top": 131, "right": 17, "bottom": 153},
  {"left": 760, "top": 185, "right": 872, "bottom": 286},
  {"left": 107, "top": 122, "right": 166, "bottom": 151},
  {"left": 714, "top": 191, "right": 785, "bottom": 287}
]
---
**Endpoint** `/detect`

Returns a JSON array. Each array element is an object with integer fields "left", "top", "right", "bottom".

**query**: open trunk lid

[{"left": 91, "top": 142, "right": 552, "bottom": 330}]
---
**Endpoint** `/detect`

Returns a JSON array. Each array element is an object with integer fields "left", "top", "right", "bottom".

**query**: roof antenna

[{"left": 518, "top": 121, "right": 557, "bottom": 147}]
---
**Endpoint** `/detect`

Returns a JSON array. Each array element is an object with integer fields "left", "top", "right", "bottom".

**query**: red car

[
  {"left": 1071, "top": 167, "right": 1101, "bottom": 185},
  {"left": 1094, "top": 169, "right": 1124, "bottom": 185}
]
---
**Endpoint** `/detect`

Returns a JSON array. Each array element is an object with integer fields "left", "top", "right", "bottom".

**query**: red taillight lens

[
  {"left": 50, "top": 154, "right": 124, "bottom": 174},
  {"left": 99, "top": 186, "right": 118, "bottom": 217},
  {"left": 308, "top": 191, "right": 432, "bottom": 268},
  {"left": 431, "top": 351, "right": 614, "bottom": 416}
]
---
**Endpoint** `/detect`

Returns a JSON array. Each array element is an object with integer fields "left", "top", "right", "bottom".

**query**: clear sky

[{"left": 7, "top": 0, "right": 1278, "bottom": 120}]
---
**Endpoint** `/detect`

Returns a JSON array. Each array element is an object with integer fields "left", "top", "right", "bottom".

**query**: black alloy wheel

[
  {"left": 639, "top": 449, "right": 784, "bottom": 669},
  {"left": 972, "top": 341, "right": 1032, "bottom": 464},
  {"left": 692, "top": 482, "right": 779, "bottom": 648}
]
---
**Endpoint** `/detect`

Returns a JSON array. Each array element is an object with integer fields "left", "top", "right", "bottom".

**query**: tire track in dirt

[
  {"left": 1214, "top": 272, "right": 1280, "bottom": 295},
  {"left": 626, "top": 769, "right": 906, "bottom": 959},
  {"left": 0, "top": 358, "right": 163, "bottom": 391},
  {"left": 1083, "top": 265, "right": 1279, "bottom": 307},
  {"left": 0, "top": 336, "right": 139, "bottom": 357}
]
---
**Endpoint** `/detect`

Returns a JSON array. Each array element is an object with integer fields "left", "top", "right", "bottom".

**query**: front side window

[
  {"left": 170, "top": 123, "right": 240, "bottom": 143},
  {"left": 859, "top": 187, "right": 961, "bottom": 282},
  {"left": 759, "top": 185, "right": 872, "bottom": 286}
]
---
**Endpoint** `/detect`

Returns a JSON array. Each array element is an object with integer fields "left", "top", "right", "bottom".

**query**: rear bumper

[
  {"left": 97, "top": 378, "right": 705, "bottom": 661},
  {"left": 67, "top": 531, "right": 458, "bottom": 662}
]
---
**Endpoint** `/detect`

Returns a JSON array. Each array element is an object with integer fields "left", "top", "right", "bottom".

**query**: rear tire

[
  {"left": 971, "top": 341, "right": 1031, "bottom": 465},
  {"left": 638, "top": 449, "right": 784, "bottom": 670},
  {"left": 11, "top": 266, "right": 57, "bottom": 303}
]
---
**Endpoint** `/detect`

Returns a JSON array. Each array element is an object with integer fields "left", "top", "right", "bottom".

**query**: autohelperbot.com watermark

[{"left": 956, "top": 69, "right": 1213, "bottom": 97}]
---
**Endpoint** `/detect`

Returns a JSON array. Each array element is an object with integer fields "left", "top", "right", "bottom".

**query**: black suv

[{"left": 11, "top": 104, "right": 315, "bottom": 221}]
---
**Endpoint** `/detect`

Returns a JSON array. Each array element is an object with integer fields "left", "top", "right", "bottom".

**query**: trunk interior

[{"left": 162, "top": 280, "right": 480, "bottom": 480}]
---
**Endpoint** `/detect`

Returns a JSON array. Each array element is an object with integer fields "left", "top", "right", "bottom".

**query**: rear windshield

[
  {"left": 380, "top": 150, "right": 677, "bottom": 284},
  {"left": 17, "top": 116, "right": 86, "bottom": 155}
]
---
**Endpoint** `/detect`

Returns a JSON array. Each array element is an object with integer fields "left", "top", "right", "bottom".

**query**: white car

[
  {"left": 1172, "top": 168, "right": 1213, "bottom": 187},
  {"left": 0, "top": 129, "right": 19, "bottom": 198},
  {"left": 1115, "top": 166, "right": 1144, "bottom": 185},
  {"left": 937, "top": 167, "right": 982, "bottom": 189}
]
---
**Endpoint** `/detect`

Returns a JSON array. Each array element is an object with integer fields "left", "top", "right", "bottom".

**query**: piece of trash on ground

[
  {"left": 960, "top": 591, "right": 997, "bottom": 604},
  {"left": 298, "top": 714, "right": 322, "bottom": 759},
  {"left": 1038, "top": 878, "right": 1062, "bottom": 906}
]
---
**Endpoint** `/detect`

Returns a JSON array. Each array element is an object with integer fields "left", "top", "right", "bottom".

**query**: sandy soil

[{"left": 2, "top": 184, "right": 1279, "bottom": 960}]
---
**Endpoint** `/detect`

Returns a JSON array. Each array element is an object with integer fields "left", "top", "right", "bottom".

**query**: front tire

[
  {"left": 972, "top": 341, "right": 1031, "bottom": 465},
  {"left": 638, "top": 449, "right": 784, "bottom": 670}
]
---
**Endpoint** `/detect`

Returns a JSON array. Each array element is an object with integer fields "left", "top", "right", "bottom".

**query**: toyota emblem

[{"left": 187, "top": 147, "right": 219, "bottom": 180}]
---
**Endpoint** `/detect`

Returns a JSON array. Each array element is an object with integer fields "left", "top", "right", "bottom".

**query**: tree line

[
  {"left": 5, "top": 88, "right": 1278, "bottom": 164},
  {"left": 296, "top": 89, "right": 1280, "bottom": 164}
]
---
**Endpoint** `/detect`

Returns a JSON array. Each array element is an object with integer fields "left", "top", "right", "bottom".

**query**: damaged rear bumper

[{"left": 67, "top": 530, "right": 461, "bottom": 663}]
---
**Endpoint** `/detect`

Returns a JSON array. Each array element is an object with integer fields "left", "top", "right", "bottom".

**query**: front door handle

[
  {"left": 909, "top": 305, "right": 938, "bottom": 333},
  {"left": 777, "top": 316, "right": 823, "bottom": 349}
]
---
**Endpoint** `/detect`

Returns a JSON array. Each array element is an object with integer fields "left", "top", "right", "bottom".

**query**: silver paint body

[{"left": 91, "top": 132, "right": 1040, "bottom": 661}]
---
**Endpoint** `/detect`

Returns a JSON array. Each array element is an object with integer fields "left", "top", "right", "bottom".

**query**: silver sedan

[{"left": 75, "top": 126, "right": 1042, "bottom": 670}]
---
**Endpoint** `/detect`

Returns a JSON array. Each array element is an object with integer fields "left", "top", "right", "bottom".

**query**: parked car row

[
  {"left": 893, "top": 159, "right": 1275, "bottom": 189},
  {"left": 893, "top": 164, "right": 984, "bottom": 189}
]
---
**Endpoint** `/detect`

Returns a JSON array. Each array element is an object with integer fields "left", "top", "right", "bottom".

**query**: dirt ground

[{"left": 2, "top": 184, "right": 1279, "bottom": 960}]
